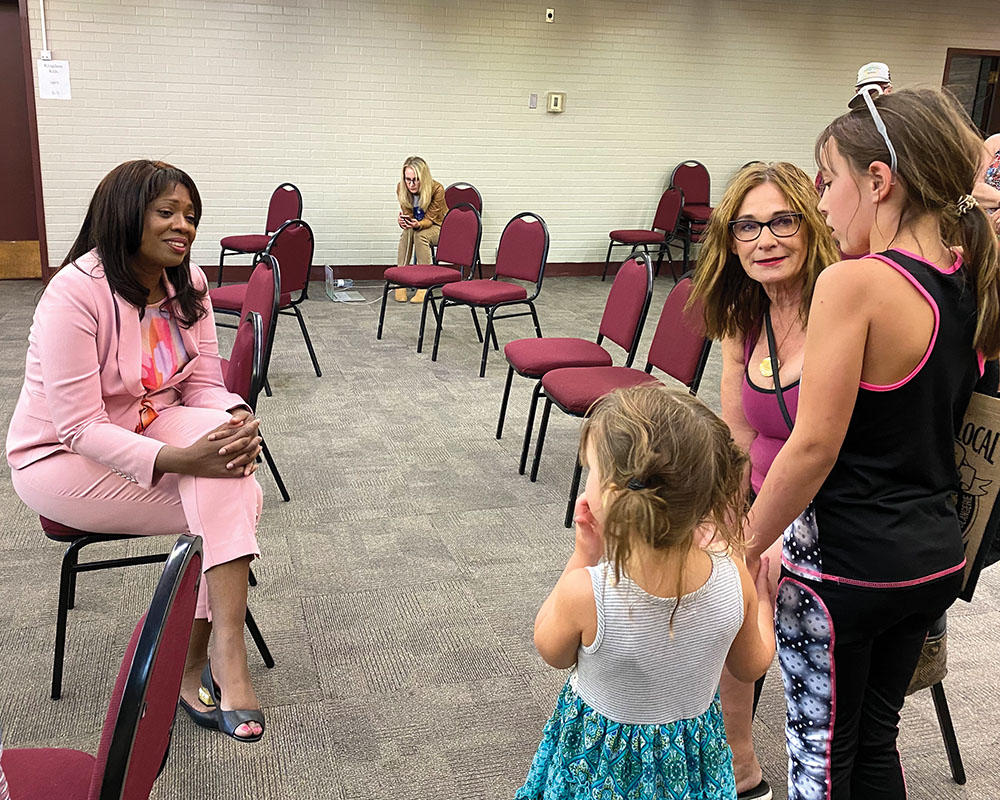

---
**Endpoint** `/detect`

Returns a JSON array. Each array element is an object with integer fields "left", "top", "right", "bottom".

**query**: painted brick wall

[{"left": 24, "top": 0, "right": 1000, "bottom": 267}]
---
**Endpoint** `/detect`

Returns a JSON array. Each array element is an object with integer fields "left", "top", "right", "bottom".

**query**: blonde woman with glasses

[
  {"left": 747, "top": 87, "right": 1000, "bottom": 799},
  {"left": 395, "top": 156, "right": 447, "bottom": 302},
  {"left": 691, "top": 161, "right": 839, "bottom": 800}
]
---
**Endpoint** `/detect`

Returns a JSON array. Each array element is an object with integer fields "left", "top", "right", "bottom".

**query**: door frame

[
  {"left": 16, "top": 0, "right": 48, "bottom": 278},
  {"left": 943, "top": 47, "right": 1000, "bottom": 137}
]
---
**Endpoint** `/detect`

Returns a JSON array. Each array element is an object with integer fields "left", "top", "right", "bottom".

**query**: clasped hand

[{"left": 155, "top": 409, "right": 262, "bottom": 478}]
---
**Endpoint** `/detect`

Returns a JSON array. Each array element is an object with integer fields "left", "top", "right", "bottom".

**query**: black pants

[{"left": 776, "top": 568, "right": 962, "bottom": 800}]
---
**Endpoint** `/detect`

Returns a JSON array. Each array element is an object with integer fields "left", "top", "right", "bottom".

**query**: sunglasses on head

[{"left": 850, "top": 85, "right": 898, "bottom": 175}]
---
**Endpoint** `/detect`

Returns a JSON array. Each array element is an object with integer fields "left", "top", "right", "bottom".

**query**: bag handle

[{"left": 764, "top": 306, "right": 794, "bottom": 433}]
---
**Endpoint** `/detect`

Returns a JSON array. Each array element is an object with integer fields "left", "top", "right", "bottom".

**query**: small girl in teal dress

[{"left": 516, "top": 385, "right": 776, "bottom": 800}]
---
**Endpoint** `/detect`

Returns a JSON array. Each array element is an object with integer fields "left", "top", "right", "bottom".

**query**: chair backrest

[
  {"left": 265, "top": 219, "right": 315, "bottom": 299},
  {"left": 444, "top": 182, "right": 483, "bottom": 214},
  {"left": 224, "top": 312, "right": 264, "bottom": 411},
  {"left": 239, "top": 254, "right": 280, "bottom": 382},
  {"left": 670, "top": 161, "right": 711, "bottom": 207},
  {"left": 645, "top": 275, "right": 712, "bottom": 393},
  {"left": 494, "top": 212, "right": 549, "bottom": 286},
  {"left": 264, "top": 183, "right": 302, "bottom": 235},
  {"left": 434, "top": 203, "right": 482, "bottom": 274},
  {"left": 651, "top": 188, "right": 683, "bottom": 234},
  {"left": 597, "top": 254, "right": 654, "bottom": 366},
  {"left": 89, "top": 534, "right": 203, "bottom": 800}
]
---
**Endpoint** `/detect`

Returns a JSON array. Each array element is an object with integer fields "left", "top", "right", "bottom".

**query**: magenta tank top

[{"left": 741, "top": 328, "right": 798, "bottom": 493}]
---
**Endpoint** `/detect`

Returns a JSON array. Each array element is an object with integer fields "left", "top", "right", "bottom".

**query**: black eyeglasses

[{"left": 728, "top": 213, "right": 804, "bottom": 242}]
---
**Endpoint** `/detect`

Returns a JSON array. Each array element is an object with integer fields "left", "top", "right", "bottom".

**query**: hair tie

[
  {"left": 626, "top": 478, "right": 646, "bottom": 490},
  {"left": 957, "top": 194, "right": 978, "bottom": 216}
]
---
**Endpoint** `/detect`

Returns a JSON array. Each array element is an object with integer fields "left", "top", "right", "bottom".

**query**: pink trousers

[{"left": 10, "top": 406, "right": 262, "bottom": 619}]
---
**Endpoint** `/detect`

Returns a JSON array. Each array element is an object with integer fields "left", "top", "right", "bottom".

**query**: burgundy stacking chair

[
  {"left": 225, "top": 311, "right": 289, "bottom": 502},
  {"left": 444, "top": 182, "right": 483, "bottom": 214},
  {"left": 217, "top": 182, "right": 301, "bottom": 287},
  {"left": 527, "top": 276, "right": 712, "bottom": 526},
  {"left": 601, "top": 188, "right": 683, "bottom": 282},
  {"left": 444, "top": 184, "right": 484, "bottom": 277},
  {"left": 220, "top": 252, "right": 280, "bottom": 396},
  {"left": 670, "top": 161, "right": 713, "bottom": 271},
  {"left": 431, "top": 212, "right": 550, "bottom": 377},
  {"left": 3, "top": 534, "right": 201, "bottom": 799},
  {"left": 211, "top": 219, "right": 321, "bottom": 379},
  {"left": 498, "top": 254, "right": 654, "bottom": 476},
  {"left": 377, "top": 204, "right": 482, "bottom": 353}
]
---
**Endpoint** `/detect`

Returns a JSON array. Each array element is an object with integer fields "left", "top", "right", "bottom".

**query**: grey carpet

[{"left": 0, "top": 275, "right": 997, "bottom": 798}]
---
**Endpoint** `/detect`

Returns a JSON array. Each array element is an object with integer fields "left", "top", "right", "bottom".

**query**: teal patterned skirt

[{"left": 515, "top": 677, "right": 736, "bottom": 800}]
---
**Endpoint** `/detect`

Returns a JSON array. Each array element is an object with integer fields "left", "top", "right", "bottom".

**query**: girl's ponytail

[{"left": 948, "top": 199, "right": 1000, "bottom": 357}]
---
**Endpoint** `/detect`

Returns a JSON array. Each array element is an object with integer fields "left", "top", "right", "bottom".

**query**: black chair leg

[
  {"left": 291, "top": 305, "right": 322, "bottom": 378},
  {"left": 261, "top": 439, "right": 290, "bottom": 502},
  {"left": 417, "top": 290, "right": 435, "bottom": 353},
  {"left": 682, "top": 224, "right": 692, "bottom": 272},
  {"left": 431, "top": 300, "right": 448, "bottom": 361},
  {"left": 244, "top": 607, "right": 275, "bottom": 668},
  {"left": 564, "top": 460, "right": 583, "bottom": 528},
  {"left": 519, "top": 382, "right": 543, "bottom": 475},
  {"left": 217, "top": 248, "right": 226, "bottom": 288},
  {"left": 480, "top": 311, "right": 496, "bottom": 378},
  {"left": 497, "top": 365, "right": 515, "bottom": 439},
  {"left": 529, "top": 399, "right": 553, "bottom": 482},
  {"left": 528, "top": 302, "right": 542, "bottom": 338},
  {"left": 263, "top": 378, "right": 272, "bottom": 398},
  {"left": 66, "top": 546, "right": 81, "bottom": 610},
  {"left": 931, "top": 682, "right": 966, "bottom": 784},
  {"left": 376, "top": 281, "right": 391, "bottom": 340},
  {"left": 51, "top": 540, "right": 85, "bottom": 700},
  {"left": 601, "top": 240, "right": 615, "bottom": 281},
  {"left": 248, "top": 567, "right": 258, "bottom": 587},
  {"left": 470, "top": 307, "right": 484, "bottom": 343}
]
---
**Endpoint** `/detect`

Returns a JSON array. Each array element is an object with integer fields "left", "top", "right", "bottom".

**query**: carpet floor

[{"left": 0, "top": 275, "right": 997, "bottom": 798}]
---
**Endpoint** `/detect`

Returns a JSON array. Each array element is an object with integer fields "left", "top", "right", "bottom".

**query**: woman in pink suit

[{"left": 6, "top": 160, "right": 265, "bottom": 741}]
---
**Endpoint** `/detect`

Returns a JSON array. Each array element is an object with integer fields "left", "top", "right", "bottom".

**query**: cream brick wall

[{"left": 24, "top": 0, "right": 1000, "bottom": 267}]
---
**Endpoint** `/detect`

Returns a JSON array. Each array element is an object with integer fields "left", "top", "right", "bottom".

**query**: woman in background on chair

[
  {"left": 690, "top": 161, "right": 839, "bottom": 800},
  {"left": 6, "top": 160, "right": 266, "bottom": 742},
  {"left": 395, "top": 155, "right": 446, "bottom": 303}
]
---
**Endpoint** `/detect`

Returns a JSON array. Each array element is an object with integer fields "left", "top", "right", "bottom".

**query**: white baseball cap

[{"left": 855, "top": 62, "right": 892, "bottom": 89}]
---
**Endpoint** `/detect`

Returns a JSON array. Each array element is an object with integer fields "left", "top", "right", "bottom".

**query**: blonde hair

[
  {"left": 690, "top": 162, "right": 840, "bottom": 340},
  {"left": 397, "top": 156, "right": 434, "bottom": 213},
  {"left": 579, "top": 385, "right": 748, "bottom": 596},
  {"left": 817, "top": 87, "right": 1000, "bottom": 357}
]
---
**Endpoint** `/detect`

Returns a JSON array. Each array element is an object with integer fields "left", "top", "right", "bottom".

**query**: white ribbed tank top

[{"left": 575, "top": 551, "right": 744, "bottom": 725}]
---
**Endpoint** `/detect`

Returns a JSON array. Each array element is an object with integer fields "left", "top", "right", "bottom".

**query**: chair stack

[{"left": 669, "top": 161, "right": 714, "bottom": 271}]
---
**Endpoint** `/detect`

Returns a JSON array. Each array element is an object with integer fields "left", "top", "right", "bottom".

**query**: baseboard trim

[{"left": 213, "top": 260, "right": 690, "bottom": 283}]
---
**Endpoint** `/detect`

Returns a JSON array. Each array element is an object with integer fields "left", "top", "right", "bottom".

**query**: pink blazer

[{"left": 5, "top": 250, "right": 245, "bottom": 490}]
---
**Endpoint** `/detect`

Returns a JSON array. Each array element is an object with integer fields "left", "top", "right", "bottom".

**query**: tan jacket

[{"left": 398, "top": 180, "right": 447, "bottom": 229}]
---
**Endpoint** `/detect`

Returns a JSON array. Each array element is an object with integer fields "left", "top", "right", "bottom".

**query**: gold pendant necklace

[{"left": 759, "top": 356, "right": 777, "bottom": 378}]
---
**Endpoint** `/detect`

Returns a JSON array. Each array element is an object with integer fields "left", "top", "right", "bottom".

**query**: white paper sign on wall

[{"left": 38, "top": 60, "right": 72, "bottom": 100}]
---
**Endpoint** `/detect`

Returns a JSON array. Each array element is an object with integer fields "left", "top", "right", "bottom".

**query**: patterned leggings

[{"left": 776, "top": 569, "right": 961, "bottom": 800}]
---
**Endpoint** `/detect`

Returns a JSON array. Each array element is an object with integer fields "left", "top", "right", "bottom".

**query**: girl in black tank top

[{"left": 743, "top": 89, "right": 1000, "bottom": 800}]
